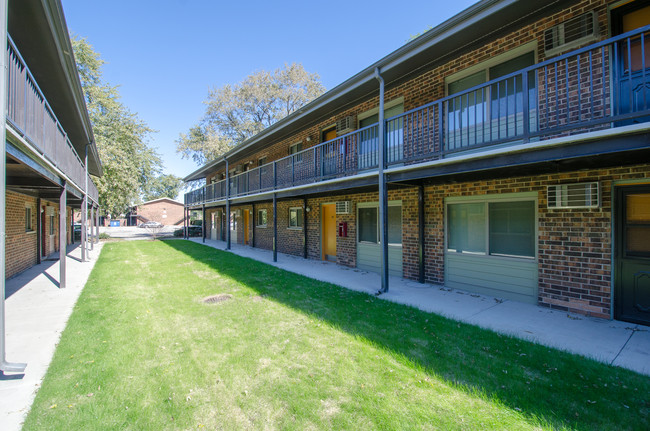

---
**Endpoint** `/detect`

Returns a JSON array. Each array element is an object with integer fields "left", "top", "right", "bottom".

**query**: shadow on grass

[{"left": 163, "top": 240, "right": 649, "bottom": 431}]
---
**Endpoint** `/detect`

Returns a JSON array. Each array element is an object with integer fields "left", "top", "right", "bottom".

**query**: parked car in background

[{"left": 139, "top": 221, "right": 163, "bottom": 228}]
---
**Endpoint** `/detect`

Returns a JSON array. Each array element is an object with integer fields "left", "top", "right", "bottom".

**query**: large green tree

[
  {"left": 177, "top": 63, "right": 325, "bottom": 166},
  {"left": 142, "top": 174, "right": 184, "bottom": 202},
  {"left": 73, "top": 37, "right": 163, "bottom": 216}
]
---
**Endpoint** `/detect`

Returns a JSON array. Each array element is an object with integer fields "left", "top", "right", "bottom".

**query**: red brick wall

[
  {"left": 6, "top": 191, "right": 77, "bottom": 279},
  {"left": 206, "top": 0, "right": 611, "bottom": 181},
  {"left": 6, "top": 191, "right": 38, "bottom": 278},
  {"left": 418, "top": 164, "right": 650, "bottom": 319},
  {"left": 137, "top": 200, "right": 184, "bottom": 225}
]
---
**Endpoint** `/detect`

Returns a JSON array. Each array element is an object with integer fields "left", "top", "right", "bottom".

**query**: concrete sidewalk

[
  {"left": 0, "top": 242, "right": 103, "bottom": 431},
  {"left": 189, "top": 237, "right": 650, "bottom": 376}
]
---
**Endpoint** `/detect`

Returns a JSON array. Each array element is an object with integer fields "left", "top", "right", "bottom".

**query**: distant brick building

[{"left": 133, "top": 198, "right": 184, "bottom": 226}]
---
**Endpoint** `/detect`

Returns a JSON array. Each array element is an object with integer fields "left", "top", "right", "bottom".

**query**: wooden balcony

[
  {"left": 6, "top": 37, "right": 98, "bottom": 202},
  {"left": 186, "top": 24, "right": 650, "bottom": 207}
]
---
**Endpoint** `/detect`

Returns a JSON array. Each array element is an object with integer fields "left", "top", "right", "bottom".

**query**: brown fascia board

[
  {"left": 9, "top": 0, "right": 102, "bottom": 177},
  {"left": 184, "top": 0, "right": 570, "bottom": 182}
]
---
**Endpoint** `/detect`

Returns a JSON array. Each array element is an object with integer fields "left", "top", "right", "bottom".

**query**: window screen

[
  {"left": 289, "top": 208, "right": 303, "bottom": 228},
  {"left": 358, "top": 207, "right": 378, "bottom": 243},
  {"left": 489, "top": 201, "right": 535, "bottom": 257},
  {"left": 447, "top": 203, "right": 486, "bottom": 254},
  {"left": 25, "top": 207, "right": 32, "bottom": 232},
  {"left": 387, "top": 205, "right": 402, "bottom": 244},
  {"left": 257, "top": 209, "right": 267, "bottom": 226}
]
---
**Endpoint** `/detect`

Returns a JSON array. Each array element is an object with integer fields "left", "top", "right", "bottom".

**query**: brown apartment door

[
  {"left": 615, "top": 185, "right": 650, "bottom": 325},
  {"left": 322, "top": 203, "right": 336, "bottom": 261}
]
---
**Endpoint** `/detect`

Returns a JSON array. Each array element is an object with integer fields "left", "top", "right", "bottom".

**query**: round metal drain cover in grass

[{"left": 202, "top": 294, "right": 233, "bottom": 304}]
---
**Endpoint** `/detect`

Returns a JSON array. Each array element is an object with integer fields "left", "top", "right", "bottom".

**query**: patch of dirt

[
  {"left": 251, "top": 295, "right": 266, "bottom": 302},
  {"left": 202, "top": 294, "right": 233, "bottom": 304}
]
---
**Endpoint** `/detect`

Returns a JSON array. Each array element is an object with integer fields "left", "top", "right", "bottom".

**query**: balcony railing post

[
  {"left": 522, "top": 71, "right": 530, "bottom": 142},
  {"left": 437, "top": 101, "right": 444, "bottom": 156},
  {"left": 313, "top": 146, "right": 318, "bottom": 181},
  {"left": 273, "top": 161, "right": 277, "bottom": 189}
]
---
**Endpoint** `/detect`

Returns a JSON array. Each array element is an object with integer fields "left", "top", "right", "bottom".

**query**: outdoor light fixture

[{"left": 305, "top": 206, "right": 311, "bottom": 212}]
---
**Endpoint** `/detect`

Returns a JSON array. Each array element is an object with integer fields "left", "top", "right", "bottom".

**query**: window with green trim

[
  {"left": 288, "top": 207, "right": 303, "bottom": 229},
  {"left": 257, "top": 209, "right": 268, "bottom": 227},
  {"left": 447, "top": 199, "right": 535, "bottom": 258}
]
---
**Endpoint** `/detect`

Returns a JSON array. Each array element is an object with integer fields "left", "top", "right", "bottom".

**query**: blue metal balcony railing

[
  {"left": 6, "top": 37, "right": 99, "bottom": 203},
  {"left": 186, "top": 24, "right": 650, "bottom": 206}
]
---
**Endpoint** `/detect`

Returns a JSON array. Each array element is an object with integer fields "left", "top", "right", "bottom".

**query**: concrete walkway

[
  {"left": 0, "top": 242, "right": 103, "bottom": 431},
  {"left": 189, "top": 237, "right": 650, "bottom": 376}
]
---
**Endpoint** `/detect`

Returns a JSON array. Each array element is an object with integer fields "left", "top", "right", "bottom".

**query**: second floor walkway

[{"left": 187, "top": 25, "right": 650, "bottom": 207}]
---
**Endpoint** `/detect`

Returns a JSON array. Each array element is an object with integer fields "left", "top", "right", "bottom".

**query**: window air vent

[
  {"left": 547, "top": 182, "right": 599, "bottom": 209},
  {"left": 544, "top": 12, "right": 598, "bottom": 56},
  {"left": 336, "top": 116, "right": 356, "bottom": 135},
  {"left": 336, "top": 201, "right": 351, "bottom": 214}
]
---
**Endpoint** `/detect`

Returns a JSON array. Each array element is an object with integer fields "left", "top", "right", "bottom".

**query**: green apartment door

[{"left": 615, "top": 186, "right": 650, "bottom": 325}]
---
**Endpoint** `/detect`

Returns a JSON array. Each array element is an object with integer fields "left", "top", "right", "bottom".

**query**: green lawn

[{"left": 23, "top": 240, "right": 649, "bottom": 430}]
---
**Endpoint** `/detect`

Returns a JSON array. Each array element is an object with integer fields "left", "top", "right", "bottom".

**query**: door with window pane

[
  {"left": 613, "top": 3, "right": 650, "bottom": 118},
  {"left": 615, "top": 186, "right": 650, "bottom": 325}
]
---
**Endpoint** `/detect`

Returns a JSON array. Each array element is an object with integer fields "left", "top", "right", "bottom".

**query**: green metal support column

[
  {"left": 375, "top": 67, "right": 388, "bottom": 293},
  {"left": 90, "top": 205, "right": 94, "bottom": 251},
  {"left": 59, "top": 182, "right": 67, "bottom": 288},
  {"left": 418, "top": 183, "right": 425, "bottom": 284},
  {"left": 36, "top": 198, "right": 42, "bottom": 264},
  {"left": 202, "top": 204, "right": 206, "bottom": 243},
  {"left": 273, "top": 193, "right": 277, "bottom": 262},
  {"left": 303, "top": 197, "right": 308, "bottom": 259},
  {"left": 95, "top": 205, "right": 99, "bottom": 244},
  {"left": 225, "top": 158, "right": 231, "bottom": 250}
]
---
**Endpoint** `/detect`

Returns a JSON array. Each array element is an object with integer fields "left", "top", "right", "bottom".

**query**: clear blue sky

[{"left": 61, "top": 0, "right": 477, "bottom": 180}]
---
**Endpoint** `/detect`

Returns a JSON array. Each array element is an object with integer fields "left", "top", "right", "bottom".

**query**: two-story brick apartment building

[
  {"left": 4, "top": 0, "right": 102, "bottom": 277},
  {"left": 2, "top": 0, "right": 102, "bottom": 371},
  {"left": 184, "top": 0, "right": 650, "bottom": 326}
]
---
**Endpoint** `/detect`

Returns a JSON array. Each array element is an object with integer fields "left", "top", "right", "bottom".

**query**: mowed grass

[{"left": 23, "top": 240, "right": 649, "bottom": 430}]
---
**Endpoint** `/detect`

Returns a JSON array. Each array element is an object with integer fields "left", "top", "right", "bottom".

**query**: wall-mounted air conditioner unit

[
  {"left": 544, "top": 11, "right": 598, "bottom": 56},
  {"left": 336, "top": 116, "right": 355, "bottom": 135},
  {"left": 547, "top": 182, "right": 599, "bottom": 209},
  {"left": 336, "top": 201, "right": 351, "bottom": 214}
]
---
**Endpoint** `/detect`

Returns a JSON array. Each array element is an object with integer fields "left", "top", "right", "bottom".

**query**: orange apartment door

[
  {"left": 243, "top": 210, "right": 250, "bottom": 245},
  {"left": 322, "top": 203, "right": 336, "bottom": 261}
]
